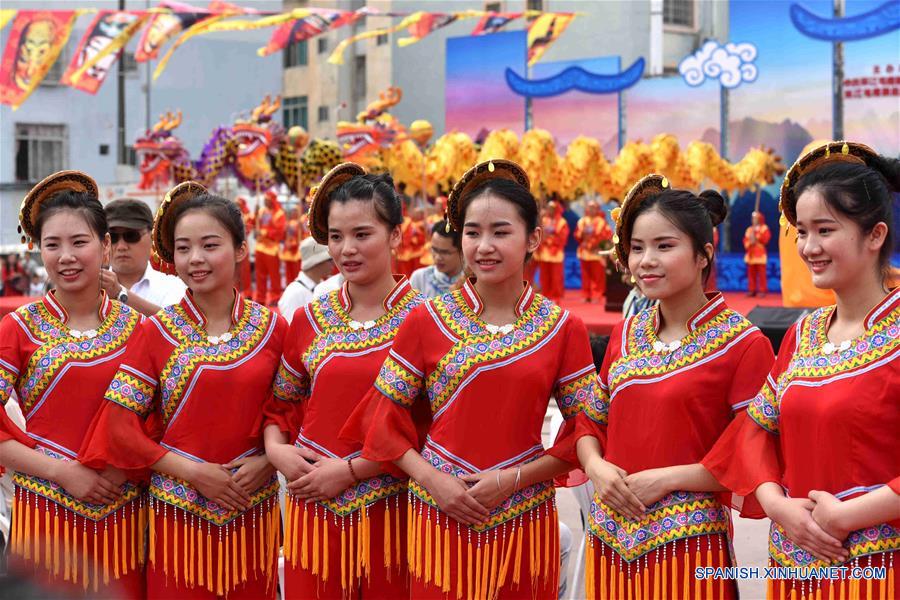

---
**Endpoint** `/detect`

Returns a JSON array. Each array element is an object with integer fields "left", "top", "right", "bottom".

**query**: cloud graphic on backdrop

[{"left": 678, "top": 40, "right": 758, "bottom": 89}]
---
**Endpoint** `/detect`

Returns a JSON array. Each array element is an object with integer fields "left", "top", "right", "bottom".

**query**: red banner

[
  {"left": 134, "top": 1, "right": 211, "bottom": 62},
  {"left": 0, "top": 10, "right": 80, "bottom": 109},
  {"left": 258, "top": 10, "right": 359, "bottom": 57},
  {"left": 61, "top": 11, "right": 148, "bottom": 94}
]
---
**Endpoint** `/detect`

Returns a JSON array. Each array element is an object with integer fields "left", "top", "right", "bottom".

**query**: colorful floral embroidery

[
  {"left": 587, "top": 491, "right": 730, "bottom": 562},
  {"left": 13, "top": 301, "right": 139, "bottom": 415},
  {"left": 769, "top": 521, "right": 899, "bottom": 569},
  {"left": 272, "top": 357, "right": 311, "bottom": 404},
  {"left": 374, "top": 352, "right": 423, "bottom": 408},
  {"left": 554, "top": 367, "right": 596, "bottom": 419},
  {"left": 425, "top": 292, "right": 564, "bottom": 416},
  {"left": 155, "top": 300, "right": 274, "bottom": 424},
  {"left": 13, "top": 446, "right": 141, "bottom": 521},
  {"left": 150, "top": 471, "right": 279, "bottom": 526},
  {"left": 748, "top": 379, "right": 779, "bottom": 434},
  {"left": 410, "top": 446, "right": 554, "bottom": 533},
  {"left": 302, "top": 288, "right": 423, "bottom": 375},
  {"left": 749, "top": 302, "right": 898, "bottom": 435},
  {"left": 608, "top": 308, "right": 754, "bottom": 393},
  {"left": 106, "top": 366, "right": 156, "bottom": 417},
  {"left": 320, "top": 473, "right": 407, "bottom": 517}
]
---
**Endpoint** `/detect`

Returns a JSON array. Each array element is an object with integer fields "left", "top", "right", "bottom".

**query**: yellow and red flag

[
  {"left": 0, "top": 10, "right": 84, "bottom": 109},
  {"left": 397, "top": 11, "right": 470, "bottom": 47},
  {"left": 134, "top": 1, "right": 213, "bottom": 62},
  {"left": 62, "top": 10, "right": 150, "bottom": 94},
  {"left": 527, "top": 12, "right": 574, "bottom": 66},
  {"left": 470, "top": 11, "right": 522, "bottom": 35},
  {"left": 258, "top": 9, "right": 360, "bottom": 57}
]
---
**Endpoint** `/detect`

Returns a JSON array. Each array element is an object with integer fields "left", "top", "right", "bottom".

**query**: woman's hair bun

[{"left": 698, "top": 189, "right": 728, "bottom": 227}]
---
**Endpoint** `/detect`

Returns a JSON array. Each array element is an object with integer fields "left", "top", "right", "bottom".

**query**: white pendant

[
  {"left": 822, "top": 339, "right": 851, "bottom": 354},
  {"left": 652, "top": 339, "right": 682, "bottom": 353},
  {"left": 207, "top": 332, "right": 233, "bottom": 344},
  {"left": 485, "top": 323, "right": 514, "bottom": 335},
  {"left": 69, "top": 329, "right": 98, "bottom": 339},
  {"left": 348, "top": 320, "right": 376, "bottom": 331}
]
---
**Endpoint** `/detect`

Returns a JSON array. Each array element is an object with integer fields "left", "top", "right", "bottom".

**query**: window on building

[
  {"left": 664, "top": 0, "right": 695, "bottom": 28},
  {"left": 485, "top": 2, "right": 503, "bottom": 12},
  {"left": 122, "top": 51, "right": 138, "bottom": 76},
  {"left": 15, "top": 124, "right": 68, "bottom": 182},
  {"left": 318, "top": 37, "right": 328, "bottom": 54},
  {"left": 353, "top": 56, "right": 366, "bottom": 102},
  {"left": 283, "top": 96, "right": 308, "bottom": 130},
  {"left": 318, "top": 106, "right": 329, "bottom": 123},
  {"left": 284, "top": 39, "right": 308, "bottom": 68},
  {"left": 376, "top": 33, "right": 388, "bottom": 45},
  {"left": 124, "top": 144, "right": 137, "bottom": 167},
  {"left": 526, "top": 0, "right": 542, "bottom": 11}
]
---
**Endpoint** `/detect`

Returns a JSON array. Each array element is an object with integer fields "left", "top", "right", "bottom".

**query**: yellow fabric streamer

[
  {"left": 0, "top": 9, "right": 16, "bottom": 31},
  {"left": 328, "top": 11, "right": 423, "bottom": 66}
]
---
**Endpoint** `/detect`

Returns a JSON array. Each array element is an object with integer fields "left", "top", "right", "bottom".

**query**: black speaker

[{"left": 747, "top": 306, "right": 813, "bottom": 351}]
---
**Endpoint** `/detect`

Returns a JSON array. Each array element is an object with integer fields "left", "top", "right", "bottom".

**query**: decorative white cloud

[{"left": 679, "top": 40, "right": 758, "bottom": 89}]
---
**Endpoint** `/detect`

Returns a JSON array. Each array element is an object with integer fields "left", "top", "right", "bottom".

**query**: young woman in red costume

[
  {"left": 263, "top": 164, "right": 425, "bottom": 599},
  {"left": 576, "top": 175, "right": 775, "bottom": 600},
  {"left": 0, "top": 171, "right": 144, "bottom": 597},
  {"left": 81, "top": 182, "right": 287, "bottom": 598},
  {"left": 704, "top": 142, "right": 899, "bottom": 600},
  {"left": 344, "top": 159, "right": 598, "bottom": 599}
]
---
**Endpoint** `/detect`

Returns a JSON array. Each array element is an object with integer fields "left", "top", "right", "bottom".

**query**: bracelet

[
  {"left": 347, "top": 458, "right": 359, "bottom": 482},
  {"left": 514, "top": 465, "right": 522, "bottom": 492}
]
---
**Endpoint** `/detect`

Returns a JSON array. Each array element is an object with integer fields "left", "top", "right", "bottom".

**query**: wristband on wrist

[{"left": 347, "top": 458, "right": 359, "bottom": 482}]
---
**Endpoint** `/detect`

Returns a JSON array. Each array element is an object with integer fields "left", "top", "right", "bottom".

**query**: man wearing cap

[
  {"left": 100, "top": 198, "right": 186, "bottom": 316},
  {"left": 277, "top": 237, "right": 334, "bottom": 323}
]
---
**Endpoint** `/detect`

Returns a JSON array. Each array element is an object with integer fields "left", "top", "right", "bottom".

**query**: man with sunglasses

[{"left": 101, "top": 198, "right": 186, "bottom": 315}]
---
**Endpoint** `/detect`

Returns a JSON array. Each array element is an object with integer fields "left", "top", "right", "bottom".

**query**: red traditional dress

[
  {"left": 536, "top": 213, "right": 569, "bottom": 303},
  {"left": 237, "top": 199, "right": 255, "bottom": 297},
  {"left": 280, "top": 215, "right": 302, "bottom": 284},
  {"left": 743, "top": 216, "right": 771, "bottom": 295},
  {"left": 703, "top": 289, "right": 900, "bottom": 600},
  {"left": 396, "top": 215, "right": 427, "bottom": 278},
  {"left": 255, "top": 198, "right": 287, "bottom": 305},
  {"left": 264, "top": 276, "right": 424, "bottom": 598},
  {"left": 345, "top": 279, "right": 597, "bottom": 599},
  {"left": 578, "top": 293, "right": 774, "bottom": 600},
  {"left": 0, "top": 292, "right": 144, "bottom": 597},
  {"left": 80, "top": 290, "right": 286, "bottom": 598},
  {"left": 574, "top": 214, "right": 612, "bottom": 302}
]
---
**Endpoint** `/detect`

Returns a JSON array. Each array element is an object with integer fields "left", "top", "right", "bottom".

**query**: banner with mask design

[{"left": 0, "top": 9, "right": 83, "bottom": 109}]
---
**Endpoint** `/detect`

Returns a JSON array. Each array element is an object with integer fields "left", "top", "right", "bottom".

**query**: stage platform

[{"left": 558, "top": 290, "right": 784, "bottom": 336}]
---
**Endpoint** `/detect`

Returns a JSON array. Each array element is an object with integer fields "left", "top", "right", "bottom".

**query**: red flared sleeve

[
  {"left": 888, "top": 477, "right": 900, "bottom": 496},
  {"left": 79, "top": 322, "right": 166, "bottom": 479},
  {"left": 549, "top": 315, "right": 598, "bottom": 486},
  {"left": 702, "top": 325, "right": 796, "bottom": 518},
  {"left": 263, "top": 312, "right": 310, "bottom": 438},
  {"left": 341, "top": 307, "right": 432, "bottom": 469},
  {"left": 0, "top": 316, "right": 35, "bottom": 448}
]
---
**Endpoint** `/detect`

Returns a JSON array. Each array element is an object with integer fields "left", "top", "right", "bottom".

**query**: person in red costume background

[
  {"left": 574, "top": 200, "right": 612, "bottom": 303},
  {"left": 236, "top": 196, "right": 255, "bottom": 297},
  {"left": 536, "top": 200, "right": 569, "bottom": 303},
  {"left": 254, "top": 190, "right": 286, "bottom": 306},
  {"left": 743, "top": 211, "right": 771, "bottom": 297},
  {"left": 395, "top": 205, "right": 427, "bottom": 278},
  {"left": 280, "top": 203, "right": 303, "bottom": 285}
]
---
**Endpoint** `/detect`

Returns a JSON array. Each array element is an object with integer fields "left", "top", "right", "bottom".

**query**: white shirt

[
  {"left": 129, "top": 263, "right": 187, "bottom": 309},
  {"left": 278, "top": 272, "right": 319, "bottom": 324},
  {"left": 313, "top": 272, "right": 343, "bottom": 298},
  {"left": 409, "top": 265, "right": 464, "bottom": 299}
]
